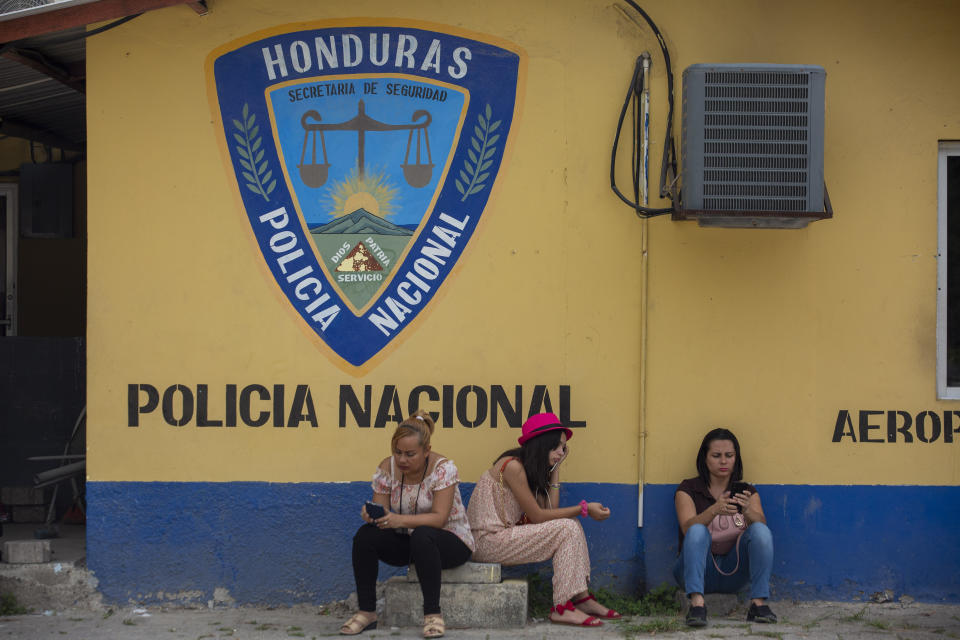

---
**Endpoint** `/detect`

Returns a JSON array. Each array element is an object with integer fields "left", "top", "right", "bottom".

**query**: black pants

[{"left": 352, "top": 524, "right": 472, "bottom": 615}]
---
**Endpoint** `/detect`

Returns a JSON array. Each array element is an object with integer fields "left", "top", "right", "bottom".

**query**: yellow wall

[
  {"left": 86, "top": 0, "right": 960, "bottom": 487},
  {"left": 645, "top": 0, "right": 960, "bottom": 486}
]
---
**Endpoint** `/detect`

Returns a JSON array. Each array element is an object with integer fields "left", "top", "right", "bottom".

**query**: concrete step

[
  {"left": 2, "top": 540, "right": 51, "bottom": 564},
  {"left": 0, "top": 524, "right": 99, "bottom": 610},
  {"left": 382, "top": 577, "right": 527, "bottom": 628},
  {"left": 0, "top": 559, "right": 101, "bottom": 610},
  {"left": 406, "top": 561, "right": 501, "bottom": 584}
]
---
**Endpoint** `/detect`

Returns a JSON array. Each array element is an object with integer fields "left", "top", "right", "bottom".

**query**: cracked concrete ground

[
  {"left": 1, "top": 528, "right": 958, "bottom": 639},
  {"left": 0, "top": 599, "right": 958, "bottom": 639}
]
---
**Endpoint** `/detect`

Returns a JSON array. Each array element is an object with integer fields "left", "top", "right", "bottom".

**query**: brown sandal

[
  {"left": 340, "top": 611, "right": 377, "bottom": 635},
  {"left": 423, "top": 613, "right": 445, "bottom": 638}
]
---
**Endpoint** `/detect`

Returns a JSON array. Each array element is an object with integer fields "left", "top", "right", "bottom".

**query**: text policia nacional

[{"left": 128, "top": 383, "right": 586, "bottom": 429}]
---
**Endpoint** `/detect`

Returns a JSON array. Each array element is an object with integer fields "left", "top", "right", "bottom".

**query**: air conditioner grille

[
  {"left": 705, "top": 100, "right": 810, "bottom": 113},
  {"left": 705, "top": 114, "right": 808, "bottom": 127},
  {"left": 704, "top": 184, "right": 807, "bottom": 197},
  {"left": 704, "top": 170, "right": 807, "bottom": 183},
  {"left": 703, "top": 156, "right": 808, "bottom": 169},
  {"left": 705, "top": 128, "right": 808, "bottom": 141},
  {"left": 704, "top": 71, "right": 809, "bottom": 85},
  {"left": 683, "top": 64, "right": 825, "bottom": 217},
  {"left": 703, "top": 197, "right": 807, "bottom": 211},
  {"left": 704, "top": 142, "right": 807, "bottom": 155},
  {"left": 705, "top": 86, "right": 809, "bottom": 100}
]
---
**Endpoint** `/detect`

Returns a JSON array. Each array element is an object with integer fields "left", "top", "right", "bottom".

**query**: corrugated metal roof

[
  {"left": 0, "top": 3, "right": 206, "bottom": 151},
  {"left": 18, "top": 26, "right": 86, "bottom": 62},
  {"left": 0, "top": 26, "right": 85, "bottom": 149},
  {"left": 0, "top": 1, "right": 100, "bottom": 24}
]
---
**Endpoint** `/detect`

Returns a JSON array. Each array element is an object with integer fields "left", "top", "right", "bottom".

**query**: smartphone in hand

[
  {"left": 729, "top": 482, "right": 750, "bottom": 512},
  {"left": 365, "top": 501, "right": 386, "bottom": 520}
]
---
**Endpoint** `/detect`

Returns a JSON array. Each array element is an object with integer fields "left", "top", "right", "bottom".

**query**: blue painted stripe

[
  {"left": 87, "top": 482, "right": 960, "bottom": 605},
  {"left": 642, "top": 484, "right": 960, "bottom": 603},
  {"left": 86, "top": 481, "right": 639, "bottom": 605}
]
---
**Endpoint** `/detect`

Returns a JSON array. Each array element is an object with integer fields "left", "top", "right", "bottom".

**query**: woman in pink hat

[{"left": 466, "top": 412, "right": 621, "bottom": 627}]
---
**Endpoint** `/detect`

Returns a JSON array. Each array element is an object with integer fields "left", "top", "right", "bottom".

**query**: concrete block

[
  {"left": 12, "top": 506, "right": 47, "bottom": 523},
  {"left": 2, "top": 540, "right": 52, "bottom": 564},
  {"left": 407, "top": 562, "right": 501, "bottom": 584},
  {"left": 1, "top": 487, "right": 44, "bottom": 505},
  {"left": 382, "top": 577, "right": 527, "bottom": 628},
  {"left": 0, "top": 558, "right": 102, "bottom": 609}
]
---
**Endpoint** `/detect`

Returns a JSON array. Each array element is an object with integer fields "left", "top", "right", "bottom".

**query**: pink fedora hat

[{"left": 518, "top": 412, "right": 572, "bottom": 446}]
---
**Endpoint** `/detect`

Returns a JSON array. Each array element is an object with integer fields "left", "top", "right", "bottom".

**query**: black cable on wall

[{"left": 610, "top": 2, "right": 678, "bottom": 218}]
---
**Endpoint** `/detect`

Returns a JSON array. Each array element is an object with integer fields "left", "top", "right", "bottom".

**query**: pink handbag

[{"left": 707, "top": 512, "right": 746, "bottom": 575}]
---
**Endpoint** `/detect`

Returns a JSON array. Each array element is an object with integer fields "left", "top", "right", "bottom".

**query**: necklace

[{"left": 398, "top": 456, "right": 430, "bottom": 515}]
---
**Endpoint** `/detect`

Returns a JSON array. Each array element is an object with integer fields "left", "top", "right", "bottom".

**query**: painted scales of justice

[
  {"left": 297, "top": 99, "right": 435, "bottom": 189},
  {"left": 293, "top": 98, "right": 443, "bottom": 312}
]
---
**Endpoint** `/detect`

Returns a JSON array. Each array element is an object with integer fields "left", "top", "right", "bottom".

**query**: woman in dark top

[{"left": 674, "top": 428, "right": 776, "bottom": 627}]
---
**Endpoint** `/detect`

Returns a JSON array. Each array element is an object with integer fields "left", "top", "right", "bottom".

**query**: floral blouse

[{"left": 372, "top": 456, "right": 475, "bottom": 551}]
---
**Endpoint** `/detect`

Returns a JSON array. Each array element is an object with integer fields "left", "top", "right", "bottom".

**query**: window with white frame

[{"left": 937, "top": 141, "right": 960, "bottom": 398}]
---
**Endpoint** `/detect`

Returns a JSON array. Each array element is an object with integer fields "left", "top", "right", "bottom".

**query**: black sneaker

[
  {"left": 746, "top": 602, "right": 778, "bottom": 623},
  {"left": 685, "top": 605, "right": 707, "bottom": 627}
]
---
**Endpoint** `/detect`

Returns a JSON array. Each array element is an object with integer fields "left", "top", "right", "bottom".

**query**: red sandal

[
  {"left": 550, "top": 600, "right": 603, "bottom": 627},
  {"left": 572, "top": 593, "right": 622, "bottom": 619}
]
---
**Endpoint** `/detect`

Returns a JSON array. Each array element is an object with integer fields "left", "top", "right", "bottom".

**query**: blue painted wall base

[
  {"left": 86, "top": 481, "right": 639, "bottom": 605},
  {"left": 87, "top": 482, "right": 960, "bottom": 605},
  {"left": 642, "top": 484, "right": 960, "bottom": 603}
]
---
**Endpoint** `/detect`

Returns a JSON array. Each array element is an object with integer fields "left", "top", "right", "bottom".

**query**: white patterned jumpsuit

[{"left": 466, "top": 461, "right": 591, "bottom": 605}]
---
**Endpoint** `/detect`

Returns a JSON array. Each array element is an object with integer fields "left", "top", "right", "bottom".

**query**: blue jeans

[{"left": 672, "top": 522, "right": 773, "bottom": 600}]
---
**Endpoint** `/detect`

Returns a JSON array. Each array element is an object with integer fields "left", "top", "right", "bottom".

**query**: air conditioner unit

[{"left": 676, "top": 63, "right": 830, "bottom": 229}]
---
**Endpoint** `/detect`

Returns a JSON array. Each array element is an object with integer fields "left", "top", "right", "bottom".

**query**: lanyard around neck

[{"left": 398, "top": 457, "right": 429, "bottom": 515}]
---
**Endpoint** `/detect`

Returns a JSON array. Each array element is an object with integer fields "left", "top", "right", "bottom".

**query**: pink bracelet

[{"left": 579, "top": 500, "right": 588, "bottom": 518}]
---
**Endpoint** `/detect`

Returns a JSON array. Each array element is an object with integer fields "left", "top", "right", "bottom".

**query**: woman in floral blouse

[{"left": 340, "top": 410, "right": 474, "bottom": 639}]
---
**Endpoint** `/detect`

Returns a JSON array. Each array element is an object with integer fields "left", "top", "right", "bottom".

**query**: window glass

[
  {"left": 938, "top": 143, "right": 960, "bottom": 397},
  {"left": 948, "top": 156, "right": 960, "bottom": 387}
]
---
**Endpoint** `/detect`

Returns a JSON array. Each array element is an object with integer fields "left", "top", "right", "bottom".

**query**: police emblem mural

[{"left": 208, "top": 23, "right": 524, "bottom": 367}]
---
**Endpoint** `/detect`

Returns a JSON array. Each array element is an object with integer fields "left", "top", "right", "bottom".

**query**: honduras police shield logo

[{"left": 207, "top": 22, "right": 524, "bottom": 367}]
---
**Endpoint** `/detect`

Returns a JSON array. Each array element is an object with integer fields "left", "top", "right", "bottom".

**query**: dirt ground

[{"left": 1, "top": 599, "right": 959, "bottom": 639}]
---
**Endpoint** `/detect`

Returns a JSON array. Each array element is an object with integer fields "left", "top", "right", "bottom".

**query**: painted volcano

[{"left": 310, "top": 208, "right": 414, "bottom": 236}]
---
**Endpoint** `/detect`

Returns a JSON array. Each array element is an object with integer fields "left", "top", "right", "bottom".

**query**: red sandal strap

[
  {"left": 550, "top": 602, "right": 604, "bottom": 627},
  {"left": 572, "top": 593, "right": 621, "bottom": 619},
  {"left": 551, "top": 600, "right": 576, "bottom": 614}
]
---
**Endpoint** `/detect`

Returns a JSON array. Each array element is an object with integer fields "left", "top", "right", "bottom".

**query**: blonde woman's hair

[{"left": 391, "top": 409, "right": 436, "bottom": 450}]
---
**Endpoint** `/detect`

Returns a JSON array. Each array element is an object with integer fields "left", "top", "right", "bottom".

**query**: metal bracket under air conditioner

[{"left": 672, "top": 183, "right": 833, "bottom": 229}]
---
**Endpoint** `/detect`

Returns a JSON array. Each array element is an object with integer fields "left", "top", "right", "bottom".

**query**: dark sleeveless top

[{"left": 675, "top": 476, "right": 757, "bottom": 550}]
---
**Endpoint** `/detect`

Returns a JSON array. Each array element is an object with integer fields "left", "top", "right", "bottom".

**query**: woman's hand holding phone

[
  {"left": 728, "top": 482, "right": 752, "bottom": 513},
  {"left": 714, "top": 493, "right": 739, "bottom": 516},
  {"left": 363, "top": 501, "right": 386, "bottom": 524},
  {"left": 363, "top": 501, "right": 405, "bottom": 529}
]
